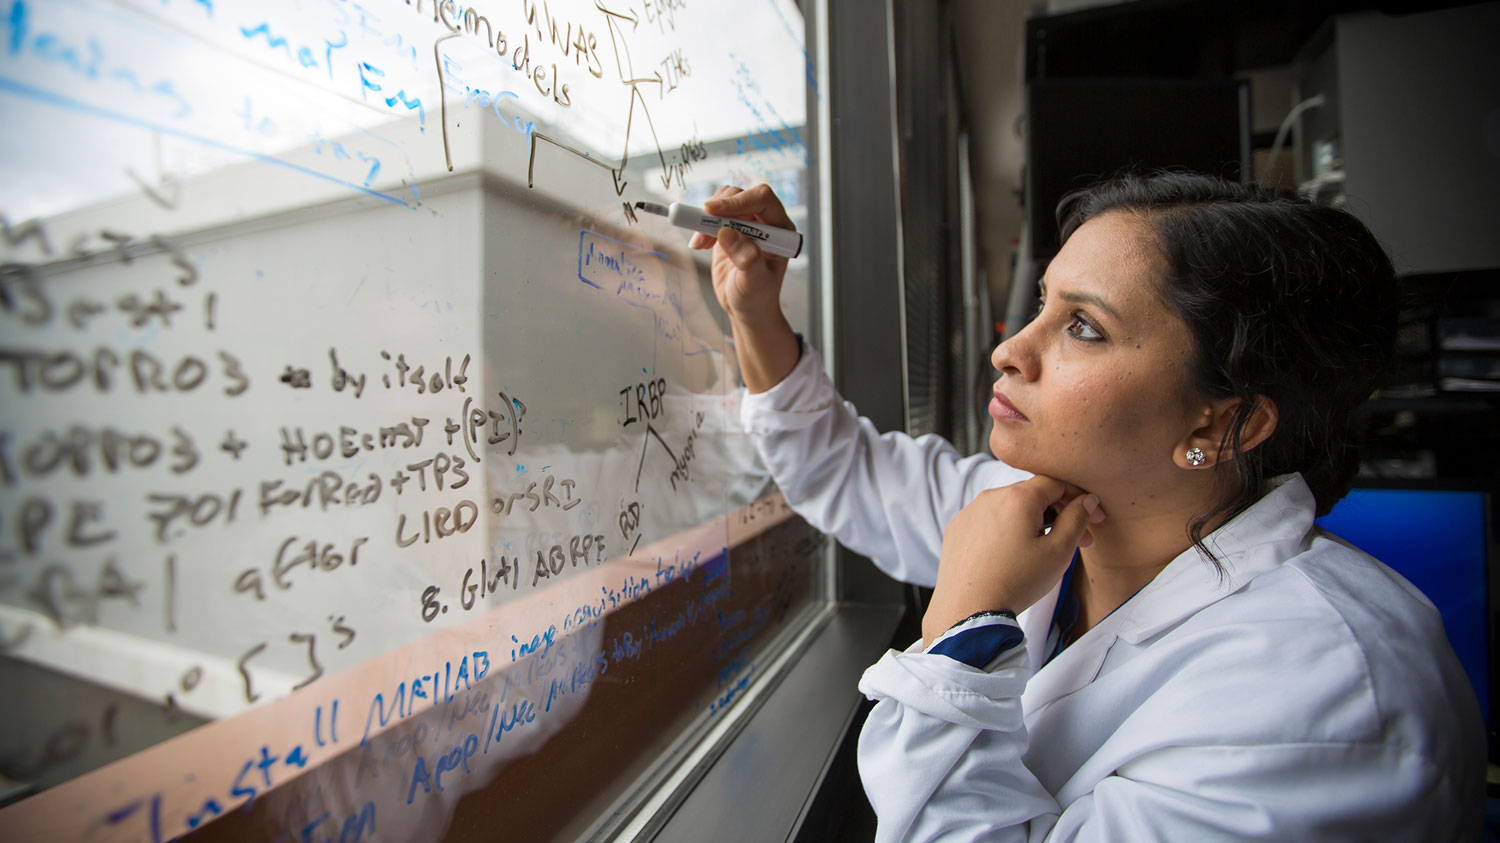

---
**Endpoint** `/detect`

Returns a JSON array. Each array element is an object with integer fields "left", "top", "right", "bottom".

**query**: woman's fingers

[
  {"left": 1012, "top": 474, "right": 1073, "bottom": 512},
  {"left": 717, "top": 227, "right": 765, "bottom": 271},
  {"left": 922, "top": 475, "right": 1106, "bottom": 642},
  {"left": 1048, "top": 493, "right": 1103, "bottom": 549},
  {"left": 690, "top": 187, "right": 740, "bottom": 249},
  {"left": 1012, "top": 474, "right": 1105, "bottom": 548},
  {"left": 704, "top": 183, "right": 795, "bottom": 230},
  {"left": 693, "top": 183, "right": 796, "bottom": 255}
]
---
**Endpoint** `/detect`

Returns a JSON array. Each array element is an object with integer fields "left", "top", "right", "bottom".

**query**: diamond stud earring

[{"left": 1186, "top": 447, "right": 1207, "bottom": 466}]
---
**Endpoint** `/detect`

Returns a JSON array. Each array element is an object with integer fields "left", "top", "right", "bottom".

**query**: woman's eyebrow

[
  {"left": 1055, "top": 290, "right": 1122, "bottom": 321},
  {"left": 1041, "top": 278, "right": 1122, "bottom": 322}
]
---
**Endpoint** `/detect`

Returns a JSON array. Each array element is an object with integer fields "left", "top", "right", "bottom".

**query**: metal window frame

[{"left": 645, "top": 0, "right": 910, "bottom": 839}]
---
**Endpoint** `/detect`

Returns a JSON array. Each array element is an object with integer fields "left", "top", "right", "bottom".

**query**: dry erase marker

[{"left": 634, "top": 201, "right": 803, "bottom": 259}]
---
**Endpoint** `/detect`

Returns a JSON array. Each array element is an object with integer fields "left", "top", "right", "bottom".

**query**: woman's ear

[{"left": 1175, "top": 396, "right": 1279, "bottom": 469}]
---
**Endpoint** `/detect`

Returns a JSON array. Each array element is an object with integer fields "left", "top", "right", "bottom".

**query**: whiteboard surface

[{"left": 0, "top": 0, "right": 820, "bottom": 838}]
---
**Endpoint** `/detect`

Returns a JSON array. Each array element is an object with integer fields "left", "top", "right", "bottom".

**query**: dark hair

[{"left": 1056, "top": 171, "right": 1398, "bottom": 561}]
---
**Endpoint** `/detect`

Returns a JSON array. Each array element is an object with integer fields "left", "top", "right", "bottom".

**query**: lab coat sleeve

[
  {"left": 859, "top": 638, "right": 1480, "bottom": 842},
  {"left": 857, "top": 622, "right": 1058, "bottom": 843},
  {"left": 739, "top": 345, "right": 1029, "bottom": 586}
]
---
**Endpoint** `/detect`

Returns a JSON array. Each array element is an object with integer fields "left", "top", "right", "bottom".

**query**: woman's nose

[{"left": 991, "top": 323, "right": 1040, "bottom": 381}]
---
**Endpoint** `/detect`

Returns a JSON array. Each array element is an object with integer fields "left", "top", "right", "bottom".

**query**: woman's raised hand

[
  {"left": 691, "top": 184, "right": 794, "bottom": 323},
  {"left": 690, "top": 184, "right": 800, "bottom": 393},
  {"left": 922, "top": 476, "right": 1106, "bottom": 647}
]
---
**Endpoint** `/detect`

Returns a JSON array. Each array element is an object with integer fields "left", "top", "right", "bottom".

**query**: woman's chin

[
  {"left": 988, "top": 437, "right": 1085, "bottom": 488},
  {"left": 988, "top": 436, "right": 1039, "bottom": 474},
  {"left": 988, "top": 425, "right": 1030, "bottom": 462}
]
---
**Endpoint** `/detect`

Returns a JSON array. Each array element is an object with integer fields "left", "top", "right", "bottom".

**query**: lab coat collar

[
  {"left": 1115, "top": 473, "right": 1314, "bottom": 645},
  {"left": 1019, "top": 474, "right": 1315, "bottom": 709}
]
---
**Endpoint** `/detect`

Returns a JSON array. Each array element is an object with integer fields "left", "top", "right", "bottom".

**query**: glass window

[{"left": 0, "top": 0, "right": 825, "bottom": 838}]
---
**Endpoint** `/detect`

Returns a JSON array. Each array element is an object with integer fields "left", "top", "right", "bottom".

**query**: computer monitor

[{"left": 1316, "top": 485, "right": 1494, "bottom": 756}]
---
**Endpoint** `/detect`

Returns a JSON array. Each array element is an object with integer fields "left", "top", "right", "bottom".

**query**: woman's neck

[{"left": 1071, "top": 505, "right": 1199, "bottom": 636}]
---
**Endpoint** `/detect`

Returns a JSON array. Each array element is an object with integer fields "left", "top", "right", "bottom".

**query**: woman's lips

[{"left": 989, "top": 391, "right": 1028, "bottom": 422}]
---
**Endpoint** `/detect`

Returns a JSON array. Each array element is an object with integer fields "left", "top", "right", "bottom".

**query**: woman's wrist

[
  {"left": 727, "top": 301, "right": 790, "bottom": 332},
  {"left": 922, "top": 601, "right": 1017, "bottom": 648},
  {"left": 731, "top": 311, "right": 800, "bottom": 393},
  {"left": 923, "top": 610, "right": 1023, "bottom": 669}
]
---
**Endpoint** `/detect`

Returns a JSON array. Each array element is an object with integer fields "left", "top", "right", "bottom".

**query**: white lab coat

[{"left": 740, "top": 347, "right": 1486, "bottom": 842}]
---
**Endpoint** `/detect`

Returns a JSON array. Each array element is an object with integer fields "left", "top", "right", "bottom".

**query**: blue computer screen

[{"left": 1317, "top": 488, "right": 1490, "bottom": 727}]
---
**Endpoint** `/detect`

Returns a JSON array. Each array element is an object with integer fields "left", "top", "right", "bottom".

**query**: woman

[{"left": 690, "top": 173, "right": 1485, "bottom": 840}]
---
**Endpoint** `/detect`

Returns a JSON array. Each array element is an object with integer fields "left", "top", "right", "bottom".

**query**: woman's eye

[{"left": 1067, "top": 315, "right": 1104, "bottom": 342}]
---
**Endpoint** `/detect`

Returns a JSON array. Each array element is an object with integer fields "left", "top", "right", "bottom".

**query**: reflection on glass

[{"left": 0, "top": 0, "right": 821, "bottom": 838}]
